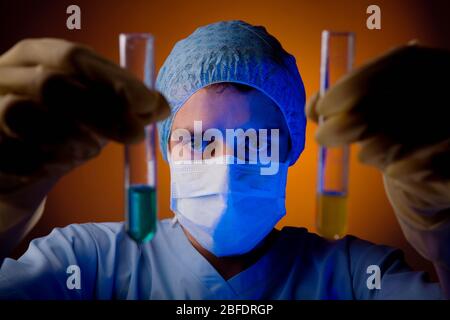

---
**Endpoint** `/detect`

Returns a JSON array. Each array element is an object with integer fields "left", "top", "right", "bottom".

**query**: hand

[
  {"left": 0, "top": 38, "right": 170, "bottom": 196},
  {"left": 306, "top": 43, "right": 450, "bottom": 265},
  {"left": 306, "top": 43, "right": 450, "bottom": 209}
]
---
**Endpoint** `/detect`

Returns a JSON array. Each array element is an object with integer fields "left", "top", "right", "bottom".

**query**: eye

[
  {"left": 260, "top": 137, "right": 271, "bottom": 153},
  {"left": 190, "top": 137, "right": 211, "bottom": 152},
  {"left": 246, "top": 136, "right": 270, "bottom": 152}
]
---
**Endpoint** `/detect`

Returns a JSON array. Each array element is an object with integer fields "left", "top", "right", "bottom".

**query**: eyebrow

[
  {"left": 171, "top": 125, "right": 194, "bottom": 133},
  {"left": 171, "top": 125, "right": 284, "bottom": 134}
]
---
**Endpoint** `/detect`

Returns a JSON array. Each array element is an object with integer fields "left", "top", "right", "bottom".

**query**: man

[{"left": 0, "top": 21, "right": 449, "bottom": 299}]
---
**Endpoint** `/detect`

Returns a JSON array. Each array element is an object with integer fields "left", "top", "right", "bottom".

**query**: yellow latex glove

[
  {"left": 306, "top": 43, "right": 450, "bottom": 296},
  {"left": 0, "top": 39, "right": 170, "bottom": 256},
  {"left": 0, "top": 39, "right": 170, "bottom": 194}
]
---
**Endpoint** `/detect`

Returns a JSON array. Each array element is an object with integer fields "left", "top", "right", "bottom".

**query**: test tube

[
  {"left": 316, "top": 31, "right": 355, "bottom": 240},
  {"left": 119, "top": 33, "right": 157, "bottom": 243}
]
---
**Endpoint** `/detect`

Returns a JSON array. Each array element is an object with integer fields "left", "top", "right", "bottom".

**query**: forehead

[{"left": 172, "top": 87, "right": 286, "bottom": 131}]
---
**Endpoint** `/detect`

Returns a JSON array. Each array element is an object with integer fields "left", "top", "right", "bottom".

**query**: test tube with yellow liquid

[{"left": 316, "top": 31, "right": 355, "bottom": 240}]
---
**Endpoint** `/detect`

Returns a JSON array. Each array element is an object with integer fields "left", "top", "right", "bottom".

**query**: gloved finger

[
  {"left": 385, "top": 139, "right": 450, "bottom": 180},
  {"left": 0, "top": 92, "right": 79, "bottom": 143},
  {"left": 1, "top": 95, "right": 49, "bottom": 141},
  {"left": 0, "top": 94, "right": 30, "bottom": 138},
  {"left": 0, "top": 39, "right": 171, "bottom": 127},
  {"left": 0, "top": 121, "right": 105, "bottom": 177},
  {"left": 42, "top": 126, "right": 106, "bottom": 177},
  {"left": 0, "top": 94, "right": 107, "bottom": 175},
  {"left": 28, "top": 68, "right": 148, "bottom": 143},
  {"left": 0, "top": 93, "right": 89, "bottom": 144},
  {"left": 305, "top": 92, "right": 320, "bottom": 123},
  {"left": 315, "top": 111, "right": 370, "bottom": 147},
  {"left": 316, "top": 43, "right": 422, "bottom": 118},
  {"left": 0, "top": 66, "right": 89, "bottom": 112},
  {"left": 0, "top": 132, "right": 47, "bottom": 175},
  {"left": 387, "top": 177, "right": 450, "bottom": 215},
  {"left": 0, "top": 64, "right": 165, "bottom": 144},
  {"left": 74, "top": 51, "right": 171, "bottom": 123},
  {"left": 0, "top": 128, "right": 104, "bottom": 177},
  {"left": 358, "top": 135, "right": 403, "bottom": 170},
  {"left": 0, "top": 66, "right": 36, "bottom": 95},
  {"left": 0, "top": 38, "right": 86, "bottom": 69}
]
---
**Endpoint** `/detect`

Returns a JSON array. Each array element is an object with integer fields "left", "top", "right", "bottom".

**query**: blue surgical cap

[{"left": 156, "top": 20, "right": 306, "bottom": 165}]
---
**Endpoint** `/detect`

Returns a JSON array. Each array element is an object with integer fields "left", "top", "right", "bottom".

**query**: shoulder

[
  {"left": 44, "top": 219, "right": 178, "bottom": 253},
  {"left": 0, "top": 222, "right": 127, "bottom": 299},
  {"left": 45, "top": 218, "right": 178, "bottom": 245},
  {"left": 34, "top": 222, "right": 126, "bottom": 250},
  {"left": 15, "top": 222, "right": 127, "bottom": 270},
  {"left": 279, "top": 226, "right": 401, "bottom": 269}
]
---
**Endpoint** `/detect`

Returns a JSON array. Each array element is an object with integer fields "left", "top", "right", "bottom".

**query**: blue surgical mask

[{"left": 169, "top": 156, "right": 288, "bottom": 257}]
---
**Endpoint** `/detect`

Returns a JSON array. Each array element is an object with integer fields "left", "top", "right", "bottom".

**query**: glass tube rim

[{"left": 119, "top": 32, "right": 154, "bottom": 41}]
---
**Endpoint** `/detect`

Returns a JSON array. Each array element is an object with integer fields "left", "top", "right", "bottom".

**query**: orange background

[{"left": 1, "top": 0, "right": 449, "bottom": 278}]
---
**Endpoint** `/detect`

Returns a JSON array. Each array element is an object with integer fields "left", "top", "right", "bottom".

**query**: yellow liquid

[{"left": 316, "top": 192, "right": 348, "bottom": 240}]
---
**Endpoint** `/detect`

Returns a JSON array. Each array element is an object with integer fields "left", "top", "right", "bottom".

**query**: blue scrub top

[{"left": 0, "top": 219, "right": 442, "bottom": 299}]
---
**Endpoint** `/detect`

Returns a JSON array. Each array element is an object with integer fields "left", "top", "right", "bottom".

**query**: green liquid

[{"left": 126, "top": 184, "right": 157, "bottom": 243}]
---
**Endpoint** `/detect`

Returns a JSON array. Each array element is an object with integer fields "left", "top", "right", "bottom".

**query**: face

[{"left": 169, "top": 85, "right": 290, "bottom": 164}]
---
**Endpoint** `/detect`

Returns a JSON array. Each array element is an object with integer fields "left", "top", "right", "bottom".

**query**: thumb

[{"left": 305, "top": 92, "right": 320, "bottom": 123}]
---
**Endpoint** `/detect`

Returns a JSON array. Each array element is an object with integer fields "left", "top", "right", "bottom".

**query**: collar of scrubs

[{"left": 167, "top": 219, "right": 296, "bottom": 299}]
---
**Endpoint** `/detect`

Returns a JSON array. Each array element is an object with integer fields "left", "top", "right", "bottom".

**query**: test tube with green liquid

[
  {"left": 119, "top": 33, "right": 157, "bottom": 243},
  {"left": 316, "top": 31, "right": 355, "bottom": 240}
]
